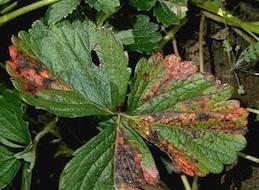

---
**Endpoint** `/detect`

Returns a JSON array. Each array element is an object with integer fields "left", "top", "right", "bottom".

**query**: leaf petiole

[
  {"left": 239, "top": 152, "right": 259, "bottom": 164},
  {"left": 181, "top": 175, "right": 192, "bottom": 190}
]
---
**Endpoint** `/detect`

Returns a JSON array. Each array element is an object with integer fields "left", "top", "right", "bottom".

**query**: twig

[
  {"left": 245, "top": 30, "right": 259, "bottom": 41},
  {"left": 199, "top": 14, "right": 206, "bottom": 73},
  {"left": 232, "top": 28, "right": 256, "bottom": 44},
  {"left": 192, "top": 176, "right": 199, "bottom": 190},
  {"left": 0, "top": 0, "right": 60, "bottom": 26},
  {"left": 247, "top": 107, "right": 259, "bottom": 115},
  {"left": 181, "top": 175, "right": 192, "bottom": 190},
  {"left": 239, "top": 69, "right": 259, "bottom": 77},
  {"left": 157, "top": 18, "right": 188, "bottom": 52},
  {"left": 239, "top": 152, "right": 259, "bottom": 164},
  {"left": 172, "top": 38, "right": 179, "bottom": 56}
]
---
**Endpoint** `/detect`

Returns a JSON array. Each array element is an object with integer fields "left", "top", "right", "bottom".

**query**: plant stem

[
  {"left": 190, "top": 0, "right": 259, "bottom": 34},
  {"left": 192, "top": 176, "right": 199, "bottom": 190},
  {"left": 0, "top": 1, "right": 18, "bottom": 15},
  {"left": 199, "top": 14, "right": 206, "bottom": 73},
  {"left": 30, "top": 116, "right": 58, "bottom": 171},
  {"left": 239, "top": 152, "right": 259, "bottom": 164},
  {"left": 157, "top": 18, "right": 188, "bottom": 52},
  {"left": 0, "top": 0, "right": 60, "bottom": 26},
  {"left": 181, "top": 175, "right": 192, "bottom": 190},
  {"left": 247, "top": 107, "right": 259, "bottom": 115}
]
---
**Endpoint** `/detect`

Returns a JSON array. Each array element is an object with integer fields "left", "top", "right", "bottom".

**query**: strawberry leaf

[
  {"left": 0, "top": 145, "right": 21, "bottom": 189},
  {"left": 0, "top": 89, "right": 30, "bottom": 147},
  {"left": 116, "top": 15, "right": 162, "bottom": 54},
  {"left": 127, "top": 53, "right": 248, "bottom": 176},
  {"left": 45, "top": 0, "right": 81, "bottom": 25},
  {"left": 154, "top": 0, "right": 188, "bottom": 26},
  {"left": 7, "top": 20, "right": 131, "bottom": 117},
  {"left": 85, "top": 0, "right": 120, "bottom": 13},
  {"left": 59, "top": 119, "right": 164, "bottom": 190}
]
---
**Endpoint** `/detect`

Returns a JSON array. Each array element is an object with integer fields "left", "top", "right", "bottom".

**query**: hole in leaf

[{"left": 91, "top": 50, "right": 100, "bottom": 66}]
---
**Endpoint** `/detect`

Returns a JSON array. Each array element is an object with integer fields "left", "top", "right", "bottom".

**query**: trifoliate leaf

[
  {"left": 6, "top": 20, "right": 131, "bottom": 117},
  {"left": 59, "top": 120, "right": 164, "bottom": 190},
  {"left": 0, "top": 89, "right": 30, "bottom": 147},
  {"left": 116, "top": 15, "right": 162, "bottom": 54},
  {"left": 45, "top": 0, "right": 81, "bottom": 25},
  {"left": 127, "top": 53, "right": 248, "bottom": 176},
  {"left": 129, "top": 0, "right": 157, "bottom": 10},
  {"left": 154, "top": 0, "right": 188, "bottom": 26},
  {"left": 85, "top": 0, "right": 120, "bottom": 13},
  {"left": 0, "top": 145, "right": 21, "bottom": 189}
]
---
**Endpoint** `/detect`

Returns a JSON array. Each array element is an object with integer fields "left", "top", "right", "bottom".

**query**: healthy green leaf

[
  {"left": 7, "top": 20, "right": 131, "bottom": 117},
  {"left": 129, "top": 0, "right": 157, "bottom": 10},
  {"left": 45, "top": 0, "right": 81, "bottom": 25},
  {"left": 0, "top": 145, "right": 21, "bottom": 189},
  {"left": 154, "top": 0, "right": 188, "bottom": 26},
  {"left": 59, "top": 119, "right": 163, "bottom": 190},
  {"left": 127, "top": 53, "right": 248, "bottom": 176},
  {"left": 85, "top": 0, "right": 120, "bottom": 13},
  {"left": 0, "top": 90, "right": 30, "bottom": 147},
  {"left": 116, "top": 15, "right": 162, "bottom": 54}
]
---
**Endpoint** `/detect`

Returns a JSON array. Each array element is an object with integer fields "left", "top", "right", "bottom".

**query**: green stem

[
  {"left": 192, "top": 176, "right": 199, "bottom": 190},
  {"left": 0, "top": 0, "right": 60, "bottom": 26},
  {"left": 239, "top": 152, "right": 259, "bottom": 164},
  {"left": 190, "top": 0, "right": 259, "bottom": 34},
  {"left": 0, "top": 1, "right": 18, "bottom": 15},
  {"left": 181, "top": 175, "right": 192, "bottom": 190},
  {"left": 30, "top": 116, "right": 58, "bottom": 171},
  {"left": 157, "top": 18, "right": 188, "bottom": 52},
  {"left": 247, "top": 107, "right": 259, "bottom": 115}
]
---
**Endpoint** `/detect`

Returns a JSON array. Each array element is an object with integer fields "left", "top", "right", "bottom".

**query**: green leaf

[
  {"left": 0, "top": 145, "right": 21, "bottom": 189},
  {"left": 127, "top": 53, "right": 248, "bottom": 176},
  {"left": 60, "top": 119, "right": 163, "bottom": 190},
  {"left": 85, "top": 0, "right": 120, "bottom": 13},
  {"left": 7, "top": 20, "right": 130, "bottom": 117},
  {"left": 116, "top": 15, "right": 162, "bottom": 54},
  {"left": 236, "top": 41, "right": 259, "bottom": 69},
  {"left": 129, "top": 0, "right": 157, "bottom": 10},
  {"left": 154, "top": 0, "right": 188, "bottom": 26},
  {"left": 45, "top": 0, "right": 81, "bottom": 25},
  {"left": 0, "top": 90, "right": 30, "bottom": 147}
]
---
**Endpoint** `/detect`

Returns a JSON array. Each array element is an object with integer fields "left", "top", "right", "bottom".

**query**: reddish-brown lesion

[
  {"left": 137, "top": 125, "right": 204, "bottom": 176},
  {"left": 6, "top": 45, "right": 70, "bottom": 95},
  {"left": 115, "top": 129, "right": 162, "bottom": 190},
  {"left": 142, "top": 107, "right": 247, "bottom": 133},
  {"left": 142, "top": 54, "right": 198, "bottom": 102}
]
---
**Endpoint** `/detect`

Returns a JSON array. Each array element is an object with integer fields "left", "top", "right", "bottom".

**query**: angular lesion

[
  {"left": 6, "top": 45, "right": 70, "bottom": 95},
  {"left": 115, "top": 128, "right": 163, "bottom": 190}
]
